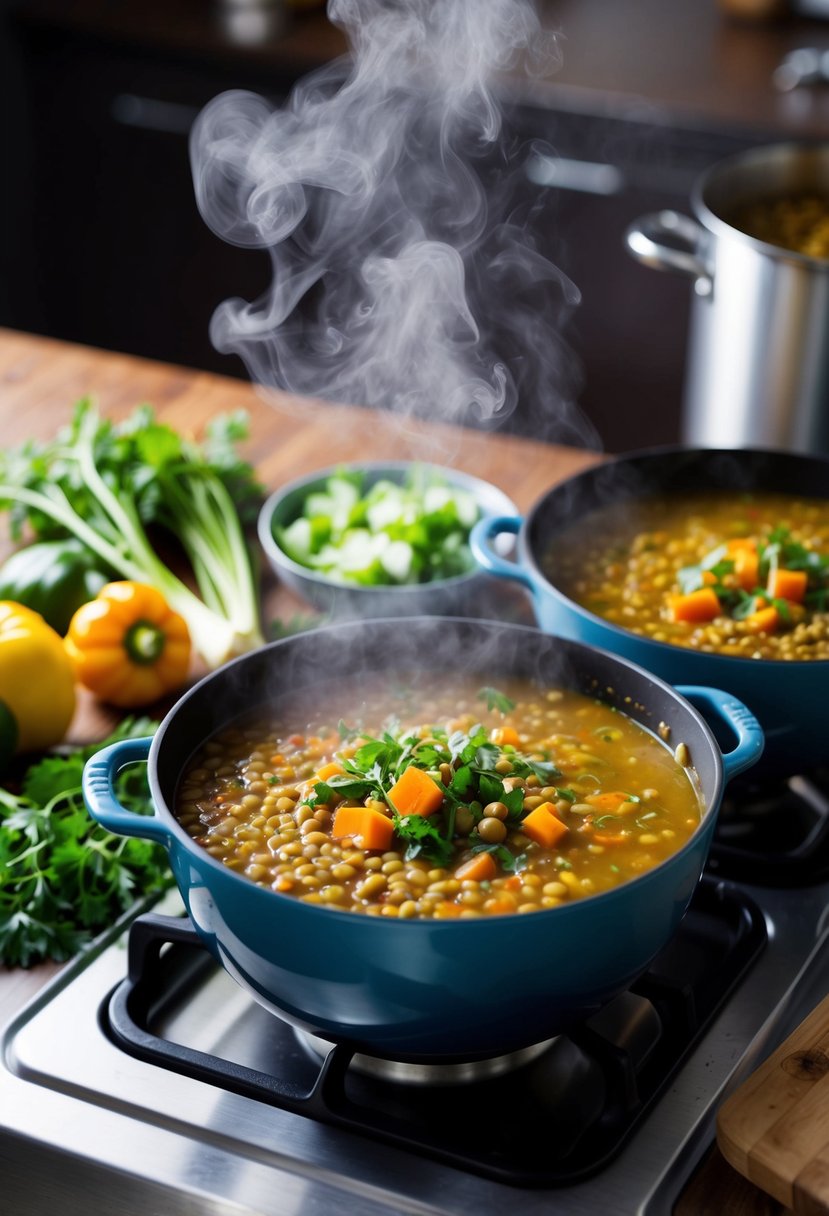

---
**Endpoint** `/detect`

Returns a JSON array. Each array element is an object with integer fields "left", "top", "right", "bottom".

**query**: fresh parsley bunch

[{"left": 0, "top": 719, "right": 170, "bottom": 968}]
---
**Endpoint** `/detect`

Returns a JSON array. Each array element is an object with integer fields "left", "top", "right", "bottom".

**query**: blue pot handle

[
  {"left": 469, "top": 515, "right": 535, "bottom": 590},
  {"left": 83, "top": 736, "right": 171, "bottom": 845},
  {"left": 676, "top": 686, "right": 764, "bottom": 783}
]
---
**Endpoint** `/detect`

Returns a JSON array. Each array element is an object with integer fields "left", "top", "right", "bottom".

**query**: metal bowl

[{"left": 257, "top": 461, "right": 518, "bottom": 618}]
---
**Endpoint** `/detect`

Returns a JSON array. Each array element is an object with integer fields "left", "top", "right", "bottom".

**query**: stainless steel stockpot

[{"left": 626, "top": 143, "right": 829, "bottom": 455}]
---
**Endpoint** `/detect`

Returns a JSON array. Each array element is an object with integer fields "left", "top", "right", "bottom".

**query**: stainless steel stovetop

[{"left": 3, "top": 781, "right": 829, "bottom": 1216}]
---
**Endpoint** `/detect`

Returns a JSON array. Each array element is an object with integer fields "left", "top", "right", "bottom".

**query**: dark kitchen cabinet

[
  {"left": 2, "top": 0, "right": 821, "bottom": 451},
  {"left": 5, "top": 19, "right": 284, "bottom": 382}
]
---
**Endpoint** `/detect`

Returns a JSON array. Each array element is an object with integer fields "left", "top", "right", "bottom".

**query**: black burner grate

[
  {"left": 709, "top": 768, "right": 829, "bottom": 886},
  {"left": 100, "top": 877, "right": 766, "bottom": 1188}
]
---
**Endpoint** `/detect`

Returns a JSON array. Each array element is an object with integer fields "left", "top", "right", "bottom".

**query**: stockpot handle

[
  {"left": 469, "top": 515, "right": 536, "bottom": 591},
  {"left": 676, "top": 686, "right": 764, "bottom": 783},
  {"left": 83, "top": 736, "right": 171, "bottom": 845},
  {"left": 625, "top": 211, "right": 713, "bottom": 297}
]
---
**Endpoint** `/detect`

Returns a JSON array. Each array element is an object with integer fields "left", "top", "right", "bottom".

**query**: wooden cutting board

[{"left": 718, "top": 993, "right": 829, "bottom": 1213}]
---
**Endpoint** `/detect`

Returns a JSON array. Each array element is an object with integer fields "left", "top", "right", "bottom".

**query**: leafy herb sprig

[
  {"left": 303, "top": 693, "right": 568, "bottom": 868},
  {"left": 0, "top": 719, "right": 170, "bottom": 968}
]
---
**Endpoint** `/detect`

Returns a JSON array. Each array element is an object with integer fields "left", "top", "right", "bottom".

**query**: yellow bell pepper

[
  {"left": 0, "top": 601, "right": 76, "bottom": 754},
  {"left": 65, "top": 581, "right": 191, "bottom": 708}
]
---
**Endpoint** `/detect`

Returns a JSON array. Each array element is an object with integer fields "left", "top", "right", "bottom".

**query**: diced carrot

[
  {"left": 331, "top": 805, "right": 394, "bottom": 851},
  {"left": 767, "top": 568, "right": 808, "bottom": 603},
  {"left": 455, "top": 852, "right": 497, "bottom": 883},
  {"left": 521, "top": 804, "right": 569, "bottom": 848},
  {"left": 274, "top": 876, "right": 295, "bottom": 892},
  {"left": 503, "top": 874, "right": 523, "bottom": 892},
  {"left": 744, "top": 605, "right": 780, "bottom": 635},
  {"left": 490, "top": 726, "right": 520, "bottom": 747},
  {"left": 733, "top": 547, "right": 760, "bottom": 592},
  {"left": 270, "top": 753, "right": 285, "bottom": 766},
  {"left": 584, "top": 791, "right": 631, "bottom": 813},
  {"left": 387, "top": 765, "right": 444, "bottom": 817},
  {"left": 436, "top": 901, "right": 463, "bottom": 918},
  {"left": 592, "top": 832, "right": 629, "bottom": 845},
  {"left": 315, "top": 761, "right": 345, "bottom": 783},
  {"left": 701, "top": 570, "right": 718, "bottom": 586},
  {"left": 287, "top": 734, "right": 305, "bottom": 747},
  {"left": 669, "top": 587, "right": 721, "bottom": 623},
  {"left": 726, "top": 537, "right": 757, "bottom": 552}
]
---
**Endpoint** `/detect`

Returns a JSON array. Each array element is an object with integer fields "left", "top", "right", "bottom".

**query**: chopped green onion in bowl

[
  {"left": 257, "top": 461, "right": 518, "bottom": 617},
  {"left": 277, "top": 468, "right": 480, "bottom": 587}
]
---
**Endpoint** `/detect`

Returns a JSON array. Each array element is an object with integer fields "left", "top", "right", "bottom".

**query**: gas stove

[{"left": 3, "top": 776, "right": 829, "bottom": 1216}]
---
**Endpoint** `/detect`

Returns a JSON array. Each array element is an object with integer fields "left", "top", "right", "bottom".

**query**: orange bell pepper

[{"left": 65, "top": 581, "right": 191, "bottom": 707}]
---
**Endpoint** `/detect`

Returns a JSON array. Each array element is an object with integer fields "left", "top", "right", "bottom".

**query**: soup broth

[
  {"left": 175, "top": 674, "right": 701, "bottom": 919},
  {"left": 549, "top": 491, "right": 829, "bottom": 661},
  {"left": 733, "top": 193, "right": 829, "bottom": 260}
]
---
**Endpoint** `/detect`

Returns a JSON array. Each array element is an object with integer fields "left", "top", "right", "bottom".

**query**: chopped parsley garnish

[
  {"left": 394, "top": 814, "right": 454, "bottom": 867},
  {"left": 312, "top": 718, "right": 563, "bottom": 867}
]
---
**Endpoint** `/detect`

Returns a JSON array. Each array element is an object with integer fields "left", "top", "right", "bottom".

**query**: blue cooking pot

[
  {"left": 471, "top": 447, "right": 829, "bottom": 774},
  {"left": 83, "top": 617, "right": 762, "bottom": 1062}
]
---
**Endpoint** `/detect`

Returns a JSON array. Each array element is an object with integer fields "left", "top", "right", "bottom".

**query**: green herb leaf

[
  {"left": 449, "top": 765, "right": 473, "bottom": 798},
  {"left": 594, "top": 813, "right": 621, "bottom": 829},
  {"left": 478, "top": 772, "right": 506, "bottom": 806},
  {"left": 477, "top": 686, "right": 516, "bottom": 714},
  {"left": 503, "top": 787, "right": 526, "bottom": 820},
  {"left": 470, "top": 842, "right": 526, "bottom": 874},
  {"left": 393, "top": 814, "right": 454, "bottom": 867}
]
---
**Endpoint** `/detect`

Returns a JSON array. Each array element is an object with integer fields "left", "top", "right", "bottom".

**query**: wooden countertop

[{"left": 0, "top": 328, "right": 787, "bottom": 1215}]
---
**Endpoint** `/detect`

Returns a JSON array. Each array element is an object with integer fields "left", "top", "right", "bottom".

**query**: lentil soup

[
  {"left": 174, "top": 675, "right": 701, "bottom": 920},
  {"left": 549, "top": 491, "right": 829, "bottom": 661}
]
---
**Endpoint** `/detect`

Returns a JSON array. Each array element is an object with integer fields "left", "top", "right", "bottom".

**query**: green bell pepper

[{"left": 0, "top": 539, "right": 110, "bottom": 634}]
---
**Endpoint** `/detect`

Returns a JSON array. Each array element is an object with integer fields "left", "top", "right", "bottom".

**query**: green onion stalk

[{"left": 0, "top": 401, "right": 264, "bottom": 668}]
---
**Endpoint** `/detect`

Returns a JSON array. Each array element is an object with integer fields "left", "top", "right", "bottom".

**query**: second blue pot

[{"left": 471, "top": 446, "right": 829, "bottom": 774}]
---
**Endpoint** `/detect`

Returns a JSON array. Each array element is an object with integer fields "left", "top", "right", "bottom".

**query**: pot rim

[
  {"left": 146, "top": 615, "right": 730, "bottom": 927},
  {"left": 690, "top": 140, "right": 829, "bottom": 272},
  {"left": 523, "top": 443, "right": 829, "bottom": 671}
]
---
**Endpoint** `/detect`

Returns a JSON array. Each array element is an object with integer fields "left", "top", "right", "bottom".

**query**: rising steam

[{"left": 190, "top": 0, "right": 586, "bottom": 437}]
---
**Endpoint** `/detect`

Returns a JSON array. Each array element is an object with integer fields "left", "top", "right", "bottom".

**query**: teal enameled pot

[
  {"left": 83, "top": 617, "right": 762, "bottom": 1063},
  {"left": 471, "top": 447, "right": 829, "bottom": 775}
]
